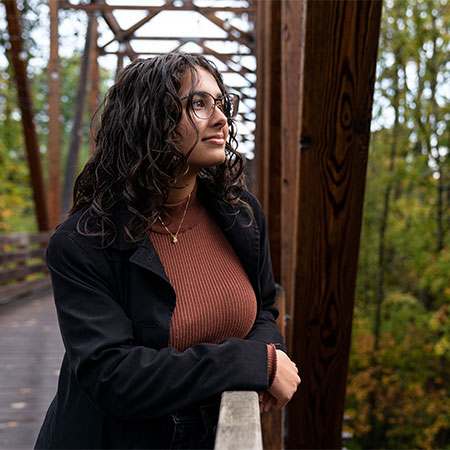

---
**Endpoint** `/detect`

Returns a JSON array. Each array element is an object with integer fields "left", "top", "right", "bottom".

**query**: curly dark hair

[{"left": 69, "top": 52, "right": 252, "bottom": 245}]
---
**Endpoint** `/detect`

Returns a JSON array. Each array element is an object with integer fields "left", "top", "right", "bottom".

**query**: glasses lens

[
  {"left": 191, "top": 93, "right": 214, "bottom": 119},
  {"left": 223, "top": 94, "right": 239, "bottom": 118},
  {"left": 190, "top": 92, "right": 240, "bottom": 119}
]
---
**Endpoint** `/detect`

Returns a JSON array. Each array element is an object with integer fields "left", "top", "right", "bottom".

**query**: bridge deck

[{"left": 0, "top": 290, "right": 63, "bottom": 449}]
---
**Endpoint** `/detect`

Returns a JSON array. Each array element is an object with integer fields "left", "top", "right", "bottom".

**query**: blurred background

[{"left": 0, "top": 0, "right": 449, "bottom": 449}]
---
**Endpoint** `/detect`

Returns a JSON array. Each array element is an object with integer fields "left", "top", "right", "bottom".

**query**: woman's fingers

[{"left": 258, "top": 391, "right": 276, "bottom": 413}]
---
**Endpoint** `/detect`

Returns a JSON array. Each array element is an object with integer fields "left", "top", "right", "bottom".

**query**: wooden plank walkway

[{"left": 0, "top": 290, "right": 63, "bottom": 449}]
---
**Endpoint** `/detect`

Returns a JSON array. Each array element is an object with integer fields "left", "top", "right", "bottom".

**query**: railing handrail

[
  {"left": 214, "top": 391, "right": 263, "bottom": 450},
  {"left": 0, "top": 231, "right": 52, "bottom": 305},
  {"left": 0, "top": 231, "right": 52, "bottom": 246}
]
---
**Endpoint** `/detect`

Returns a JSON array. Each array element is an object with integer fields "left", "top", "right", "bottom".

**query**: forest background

[{"left": 0, "top": 0, "right": 449, "bottom": 448}]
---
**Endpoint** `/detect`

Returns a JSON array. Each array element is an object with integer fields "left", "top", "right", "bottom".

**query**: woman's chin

[{"left": 190, "top": 148, "right": 227, "bottom": 170}]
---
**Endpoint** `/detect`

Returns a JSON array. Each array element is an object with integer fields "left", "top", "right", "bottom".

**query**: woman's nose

[{"left": 211, "top": 105, "right": 228, "bottom": 128}]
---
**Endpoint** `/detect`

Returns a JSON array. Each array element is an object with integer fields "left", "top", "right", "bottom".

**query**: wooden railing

[
  {"left": 215, "top": 391, "right": 263, "bottom": 450},
  {"left": 0, "top": 232, "right": 52, "bottom": 305},
  {"left": 215, "top": 287, "right": 286, "bottom": 450}
]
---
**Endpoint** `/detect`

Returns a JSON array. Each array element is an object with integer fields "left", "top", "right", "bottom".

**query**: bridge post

[
  {"left": 254, "top": 0, "right": 382, "bottom": 447},
  {"left": 3, "top": 0, "right": 49, "bottom": 231},
  {"left": 286, "top": 1, "right": 383, "bottom": 448},
  {"left": 48, "top": 0, "right": 62, "bottom": 227}
]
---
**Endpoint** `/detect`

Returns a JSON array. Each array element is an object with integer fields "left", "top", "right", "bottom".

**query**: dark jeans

[
  {"left": 36, "top": 396, "right": 220, "bottom": 449},
  {"left": 169, "top": 402, "right": 220, "bottom": 449}
]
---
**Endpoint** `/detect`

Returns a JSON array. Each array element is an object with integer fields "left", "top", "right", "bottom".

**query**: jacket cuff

[{"left": 267, "top": 344, "right": 277, "bottom": 388}]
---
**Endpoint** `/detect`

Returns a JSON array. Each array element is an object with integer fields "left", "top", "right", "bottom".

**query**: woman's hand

[
  {"left": 267, "top": 350, "right": 301, "bottom": 409},
  {"left": 259, "top": 391, "right": 276, "bottom": 413}
]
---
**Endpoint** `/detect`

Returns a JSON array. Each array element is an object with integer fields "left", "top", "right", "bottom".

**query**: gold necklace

[{"left": 158, "top": 192, "right": 192, "bottom": 244}]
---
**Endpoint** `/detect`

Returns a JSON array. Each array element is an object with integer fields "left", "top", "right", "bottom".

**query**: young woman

[{"left": 35, "top": 53, "right": 300, "bottom": 449}]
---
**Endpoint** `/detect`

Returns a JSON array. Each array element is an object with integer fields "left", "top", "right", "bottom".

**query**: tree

[{"left": 346, "top": 0, "right": 450, "bottom": 447}]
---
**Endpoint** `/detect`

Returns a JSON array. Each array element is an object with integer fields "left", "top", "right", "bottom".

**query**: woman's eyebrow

[
  {"left": 193, "top": 90, "right": 225, "bottom": 98},
  {"left": 179, "top": 90, "right": 224, "bottom": 101}
]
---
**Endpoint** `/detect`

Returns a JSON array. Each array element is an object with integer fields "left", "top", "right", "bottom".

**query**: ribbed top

[{"left": 149, "top": 185, "right": 258, "bottom": 352}]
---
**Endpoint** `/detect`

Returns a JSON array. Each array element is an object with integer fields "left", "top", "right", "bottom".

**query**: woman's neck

[{"left": 166, "top": 175, "right": 197, "bottom": 204}]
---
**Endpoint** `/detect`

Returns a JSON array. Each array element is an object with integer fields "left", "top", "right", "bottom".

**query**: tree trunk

[
  {"left": 429, "top": 13, "right": 444, "bottom": 253},
  {"left": 369, "top": 46, "right": 402, "bottom": 444}
]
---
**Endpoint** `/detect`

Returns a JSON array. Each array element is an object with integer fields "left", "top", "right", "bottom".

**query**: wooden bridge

[{"left": 1, "top": 0, "right": 383, "bottom": 447}]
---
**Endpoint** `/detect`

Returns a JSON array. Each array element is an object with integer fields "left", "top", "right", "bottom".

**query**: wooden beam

[
  {"left": 100, "top": 50, "right": 253, "bottom": 60},
  {"left": 89, "top": 12, "right": 99, "bottom": 155},
  {"left": 254, "top": 0, "right": 282, "bottom": 280},
  {"left": 127, "top": 36, "right": 245, "bottom": 42},
  {"left": 115, "top": 52, "right": 124, "bottom": 82},
  {"left": 203, "top": 11, "right": 253, "bottom": 48},
  {"left": 61, "top": 12, "right": 94, "bottom": 213},
  {"left": 58, "top": 1, "right": 253, "bottom": 14},
  {"left": 254, "top": 1, "right": 284, "bottom": 447},
  {"left": 3, "top": 0, "right": 49, "bottom": 231},
  {"left": 261, "top": 286, "right": 285, "bottom": 450},
  {"left": 99, "top": 10, "right": 160, "bottom": 50},
  {"left": 286, "top": 1, "right": 383, "bottom": 448},
  {"left": 196, "top": 43, "right": 255, "bottom": 84},
  {"left": 280, "top": 0, "right": 305, "bottom": 352},
  {"left": 97, "top": 0, "right": 137, "bottom": 60},
  {"left": 48, "top": 0, "right": 62, "bottom": 227}
]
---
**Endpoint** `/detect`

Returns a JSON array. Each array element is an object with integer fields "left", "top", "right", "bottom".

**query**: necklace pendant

[{"left": 172, "top": 236, "right": 178, "bottom": 244}]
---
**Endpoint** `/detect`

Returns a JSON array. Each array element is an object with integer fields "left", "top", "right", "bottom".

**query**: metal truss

[{"left": 58, "top": 0, "right": 257, "bottom": 158}]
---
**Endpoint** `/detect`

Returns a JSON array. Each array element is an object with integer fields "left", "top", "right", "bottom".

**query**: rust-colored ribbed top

[{"left": 149, "top": 185, "right": 258, "bottom": 352}]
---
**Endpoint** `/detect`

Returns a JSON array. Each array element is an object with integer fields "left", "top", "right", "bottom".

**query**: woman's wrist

[{"left": 267, "top": 344, "right": 277, "bottom": 388}]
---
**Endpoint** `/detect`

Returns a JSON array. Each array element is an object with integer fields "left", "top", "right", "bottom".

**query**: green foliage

[
  {"left": 0, "top": 66, "right": 35, "bottom": 231},
  {"left": 347, "top": 0, "right": 450, "bottom": 448},
  {"left": 347, "top": 304, "right": 450, "bottom": 449}
]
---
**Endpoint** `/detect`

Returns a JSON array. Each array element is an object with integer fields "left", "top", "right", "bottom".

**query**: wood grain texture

[
  {"left": 215, "top": 391, "right": 263, "bottom": 450},
  {"left": 255, "top": 3, "right": 285, "bottom": 447},
  {"left": 261, "top": 286, "right": 285, "bottom": 450},
  {"left": 281, "top": 0, "right": 305, "bottom": 353},
  {"left": 286, "top": 1, "right": 382, "bottom": 448},
  {"left": 255, "top": 0, "right": 282, "bottom": 282}
]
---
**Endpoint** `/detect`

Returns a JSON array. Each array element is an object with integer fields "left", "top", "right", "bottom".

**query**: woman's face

[{"left": 175, "top": 66, "right": 229, "bottom": 176}]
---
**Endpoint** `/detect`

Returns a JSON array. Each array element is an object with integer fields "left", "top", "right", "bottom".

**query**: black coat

[{"left": 35, "top": 181, "right": 284, "bottom": 449}]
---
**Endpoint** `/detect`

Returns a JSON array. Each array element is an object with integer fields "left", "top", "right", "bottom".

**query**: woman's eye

[{"left": 192, "top": 99, "right": 206, "bottom": 109}]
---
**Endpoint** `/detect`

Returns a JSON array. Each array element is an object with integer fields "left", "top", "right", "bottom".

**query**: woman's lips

[{"left": 202, "top": 135, "right": 225, "bottom": 145}]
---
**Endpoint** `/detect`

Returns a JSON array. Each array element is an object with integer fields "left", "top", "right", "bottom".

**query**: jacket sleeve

[
  {"left": 244, "top": 195, "right": 287, "bottom": 352},
  {"left": 47, "top": 230, "right": 269, "bottom": 421}
]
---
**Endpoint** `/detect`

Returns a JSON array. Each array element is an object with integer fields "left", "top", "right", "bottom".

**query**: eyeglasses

[{"left": 181, "top": 92, "right": 240, "bottom": 120}]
